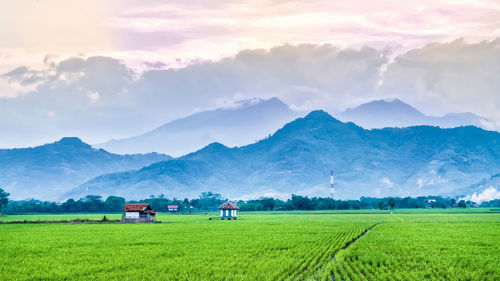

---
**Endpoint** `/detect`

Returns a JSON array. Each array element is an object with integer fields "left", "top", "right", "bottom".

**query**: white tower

[{"left": 330, "top": 170, "right": 335, "bottom": 199}]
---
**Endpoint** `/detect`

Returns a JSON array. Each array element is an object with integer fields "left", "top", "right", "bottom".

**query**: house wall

[
  {"left": 121, "top": 214, "right": 156, "bottom": 223},
  {"left": 220, "top": 210, "right": 230, "bottom": 218},
  {"left": 125, "top": 212, "right": 139, "bottom": 218},
  {"left": 220, "top": 209, "right": 237, "bottom": 218}
]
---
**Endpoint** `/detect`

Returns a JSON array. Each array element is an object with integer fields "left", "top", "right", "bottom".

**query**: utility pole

[{"left": 330, "top": 170, "right": 335, "bottom": 199}]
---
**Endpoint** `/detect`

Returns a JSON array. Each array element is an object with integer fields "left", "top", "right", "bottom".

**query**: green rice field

[{"left": 0, "top": 209, "right": 499, "bottom": 280}]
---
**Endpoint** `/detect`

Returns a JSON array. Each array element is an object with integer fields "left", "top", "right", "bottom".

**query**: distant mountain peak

[
  {"left": 381, "top": 98, "right": 404, "bottom": 103},
  {"left": 352, "top": 98, "right": 422, "bottom": 115},
  {"left": 271, "top": 110, "right": 341, "bottom": 139},
  {"left": 265, "top": 97, "right": 288, "bottom": 106},
  {"left": 0, "top": 137, "right": 171, "bottom": 200},
  {"left": 220, "top": 97, "right": 288, "bottom": 111},
  {"left": 304, "top": 110, "right": 338, "bottom": 121},
  {"left": 339, "top": 98, "right": 491, "bottom": 130},
  {"left": 267, "top": 96, "right": 281, "bottom": 102},
  {"left": 97, "top": 96, "right": 300, "bottom": 157},
  {"left": 203, "top": 142, "right": 230, "bottom": 151},
  {"left": 54, "top": 137, "right": 90, "bottom": 148}
]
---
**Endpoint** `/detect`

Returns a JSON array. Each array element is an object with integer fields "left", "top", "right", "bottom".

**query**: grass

[{"left": 0, "top": 209, "right": 498, "bottom": 280}]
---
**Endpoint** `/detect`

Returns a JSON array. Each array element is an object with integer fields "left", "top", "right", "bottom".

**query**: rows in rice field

[
  {"left": 283, "top": 225, "right": 374, "bottom": 281},
  {"left": 2, "top": 212, "right": 497, "bottom": 280},
  {"left": 0, "top": 214, "right": 374, "bottom": 281},
  {"left": 309, "top": 216, "right": 500, "bottom": 281}
]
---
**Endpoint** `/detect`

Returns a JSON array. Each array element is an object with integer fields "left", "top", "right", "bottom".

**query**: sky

[{"left": 0, "top": 0, "right": 500, "bottom": 147}]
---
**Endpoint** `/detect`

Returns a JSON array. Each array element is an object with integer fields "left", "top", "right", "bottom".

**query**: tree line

[
  {"left": 1, "top": 187, "right": 498, "bottom": 214},
  {"left": 2, "top": 191, "right": 227, "bottom": 214},
  {"left": 237, "top": 195, "right": 490, "bottom": 211}
]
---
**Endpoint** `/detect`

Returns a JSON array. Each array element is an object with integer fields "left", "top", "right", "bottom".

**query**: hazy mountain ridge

[
  {"left": 338, "top": 99, "right": 494, "bottom": 130},
  {"left": 97, "top": 97, "right": 301, "bottom": 157},
  {"left": 69, "top": 111, "right": 500, "bottom": 200},
  {"left": 0, "top": 137, "right": 171, "bottom": 200},
  {"left": 96, "top": 97, "right": 495, "bottom": 159}
]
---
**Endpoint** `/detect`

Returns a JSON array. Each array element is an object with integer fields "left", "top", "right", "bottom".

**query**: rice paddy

[{"left": 0, "top": 209, "right": 498, "bottom": 280}]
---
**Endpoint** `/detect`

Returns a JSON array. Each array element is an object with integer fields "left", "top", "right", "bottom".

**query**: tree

[
  {"left": 260, "top": 198, "right": 275, "bottom": 211},
  {"left": 458, "top": 200, "right": 466, "bottom": 208},
  {"left": 197, "top": 192, "right": 223, "bottom": 210},
  {"left": 290, "top": 195, "right": 314, "bottom": 210},
  {"left": 378, "top": 201, "right": 385, "bottom": 210},
  {"left": 388, "top": 198, "right": 396, "bottom": 209},
  {"left": 0, "top": 188, "right": 10, "bottom": 214},
  {"left": 83, "top": 195, "right": 104, "bottom": 212},
  {"left": 61, "top": 198, "right": 78, "bottom": 212},
  {"left": 104, "top": 196, "right": 125, "bottom": 212}
]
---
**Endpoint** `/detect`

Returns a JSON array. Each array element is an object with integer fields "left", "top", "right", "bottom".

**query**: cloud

[
  {"left": 381, "top": 177, "right": 393, "bottom": 187},
  {"left": 86, "top": 91, "right": 101, "bottom": 103},
  {"left": 142, "top": 61, "right": 168, "bottom": 70},
  {"left": 108, "top": 0, "right": 500, "bottom": 56},
  {"left": 380, "top": 38, "right": 500, "bottom": 129},
  {"left": 3, "top": 66, "right": 45, "bottom": 86},
  {"left": 0, "top": 56, "right": 137, "bottom": 147},
  {"left": 133, "top": 44, "right": 387, "bottom": 111},
  {"left": 460, "top": 186, "right": 500, "bottom": 204},
  {"left": 2, "top": 56, "right": 134, "bottom": 96},
  {"left": 4, "top": 0, "right": 500, "bottom": 76},
  {"left": 214, "top": 94, "right": 262, "bottom": 110},
  {"left": 0, "top": 77, "right": 18, "bottom": 98}
]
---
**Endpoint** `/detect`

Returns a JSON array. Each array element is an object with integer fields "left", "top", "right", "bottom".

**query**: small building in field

[
  {"left": 218, "top": 201, "right": 239, "bottom": 220},
  {"left": 122, "top": 203, "right": 157, "bottom": 223},
  {"left": 167, "top": 205, "right": 179, "bottom": 212}
]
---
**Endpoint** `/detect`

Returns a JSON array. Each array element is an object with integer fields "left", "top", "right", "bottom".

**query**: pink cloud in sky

[{"left": 0, "top": 0, "right": 499, "bottom": 72}]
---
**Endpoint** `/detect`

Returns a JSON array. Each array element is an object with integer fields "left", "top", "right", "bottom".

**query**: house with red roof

[
  {"left": 218, "top": 201, "right": 239, "bottom": 220},
  {"left": 121, "top": 203, "right": 157, "bottom": 223}
]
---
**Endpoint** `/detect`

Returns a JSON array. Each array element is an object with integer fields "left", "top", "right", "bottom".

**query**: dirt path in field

[
  {"left": 328, "top": 224, "right": 379, "bottom": 281},
  {"left": 291, "top": 224, "right": 379, "bottom": 281},
  {"left": 298, "top": 224, "right": 379, "bottom": 281},
  {"left": 333, "top": 224, "right": 378, "bottom": 260}
]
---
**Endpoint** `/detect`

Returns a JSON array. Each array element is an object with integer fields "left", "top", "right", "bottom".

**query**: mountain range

[
  {"left": 337, "top": 98, "right": 493, "bottom": 130},
  {"left": 97, "top": 97, "right": 300, "bottom": 157},
  {"left": 0, "top": 137, "right": 170, "bottom": 200},
  {"left": 96, "top": 98, "right": 494, "bottom": 158},
  {"left": 1, "top": 98, "right": 499, "bottom": 202},
  {"left": 66, "top": 111, "right": 500, "bottom": 201}
]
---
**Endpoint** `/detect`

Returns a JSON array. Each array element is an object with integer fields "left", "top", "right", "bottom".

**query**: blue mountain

[
  {"left": 69, "top": 111, "right": 500, "bottom": 200},
  {"left": 97, "top": 97, "right": 300, "bottom": 157},
  {"left": 0, "top": 137, "right": 171, "bottom": 200},
  {"left": 338, "top": 99, "right": 494, "bottom": 130}
]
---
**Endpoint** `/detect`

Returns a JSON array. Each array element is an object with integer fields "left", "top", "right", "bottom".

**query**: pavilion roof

[{"left": 218, "top": 201, "right": 239, "bottom": 210}]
